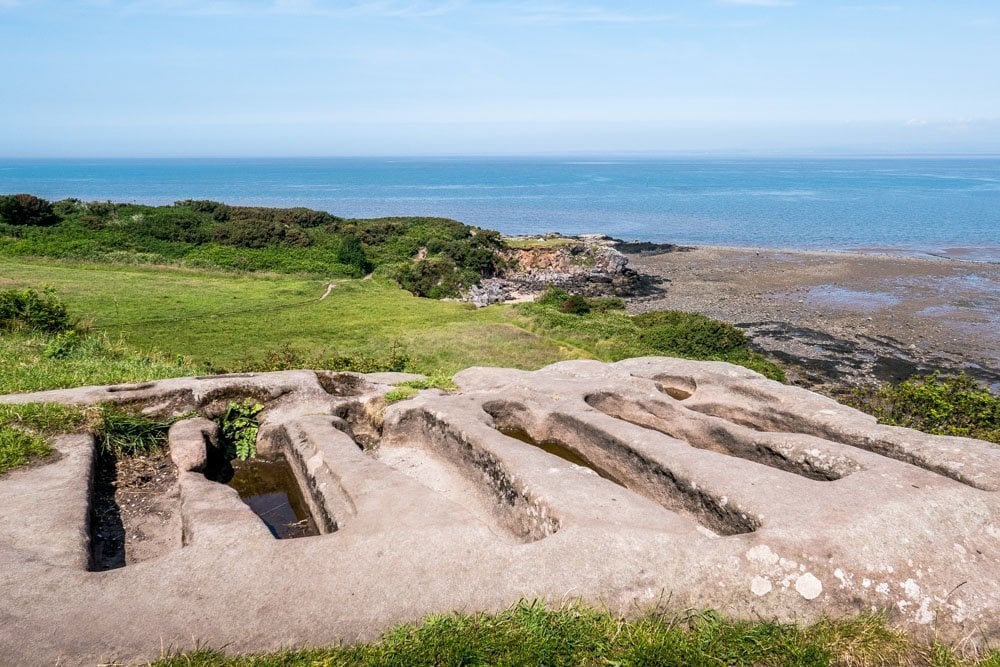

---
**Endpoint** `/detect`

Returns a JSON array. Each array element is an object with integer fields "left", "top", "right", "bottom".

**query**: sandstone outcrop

[
  {"left": 466, "top": 234, "right": 651, "bottom": 306},
  {"left": 0, "top": 358, "right": 997, "bottom": 664}
]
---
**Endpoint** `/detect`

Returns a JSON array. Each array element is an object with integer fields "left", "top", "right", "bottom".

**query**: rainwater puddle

[
  {"left": 499, "top": 427, "right": 621, "bottom": 484},
  {"left": 213, "top": 456, "right": 318, "bottom": 539}
]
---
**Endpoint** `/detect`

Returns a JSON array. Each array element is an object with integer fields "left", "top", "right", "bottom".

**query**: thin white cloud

[
  {"left": 719, "top": 0, "right": 795, "bottom": 6},
  {"left": 118, "top": 0, "right": 464, "bottom": 18},
  {"left": 111, "top": 0, "right": 674, "bottom": 22},
  {"left": 493, "top": 2, "right": 676, "bottom": 24}
]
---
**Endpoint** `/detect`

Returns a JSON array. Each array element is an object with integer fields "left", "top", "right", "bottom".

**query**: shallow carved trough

[{"left": 0, "top": 358, "right": 998, "bottom": 665}]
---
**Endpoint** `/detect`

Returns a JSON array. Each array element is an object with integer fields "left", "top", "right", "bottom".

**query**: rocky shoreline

[{"left": 478, "top": 234, "right": 1000, "bottom": 393}]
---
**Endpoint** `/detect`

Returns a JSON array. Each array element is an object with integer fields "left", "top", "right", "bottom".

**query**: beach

[{"left": 625, "top": 246, "right": 1000, "bottom": 391}]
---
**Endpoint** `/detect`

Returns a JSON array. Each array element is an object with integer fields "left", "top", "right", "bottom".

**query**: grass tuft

[
  {"left": 0, "top": 402, "right": 94, "bottom": 474},
  {"left": 383, "top": 386, "right": 419, "bottom": 404},
  {"left": 97, "top": 406, "right": 178, "bottom": 458},
  {"left": 396, "top": 373, "right": 458, "bottom": 393},
  {"left": 0, "top": 427, "right": 53, "bottom": 474}
]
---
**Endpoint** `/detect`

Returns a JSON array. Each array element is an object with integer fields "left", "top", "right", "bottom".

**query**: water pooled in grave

[
  {"left": 499, "top": 427, "right": 621, "bottom": 483},
  {"left": 209, "top": 454, "right": 319, "bottom": 539}
]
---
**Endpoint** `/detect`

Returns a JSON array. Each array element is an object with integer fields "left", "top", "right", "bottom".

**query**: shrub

[
  {"left": 534, "top": 287, "right": 595, "bottom": 315},
  {"left": 336, "top": 233, "right": 373, "bottom": 276},
  {"left": 0, "top": 194, "right": 58, "bottom": 226},
  {"left": 634, "top": 311, "right": 748, "bottom": 357},
  {"left": 845, "top": 373, "right": 999, "bottom": 443},
  {"left": 559, "top": 294, "right": 591, "bottom": 315},
  {"left": 42, "top": 330, "right": 82, "bottom": 358},
  {"left": 0, "top": 287, "right": 72, "bottom": 333},
  {"left": 588, "top": 297, "right": 627, "bottom": 313},
  {"left": 518, "top": 297, "right": 785, "bottom": 382},
  {"left": 395, "top": 257, "right": 468, "bottom": 299}
]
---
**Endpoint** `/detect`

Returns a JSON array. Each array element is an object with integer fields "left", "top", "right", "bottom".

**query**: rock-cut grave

[{"left": 0, "top": 357, "right": 997, "bottom": 665}]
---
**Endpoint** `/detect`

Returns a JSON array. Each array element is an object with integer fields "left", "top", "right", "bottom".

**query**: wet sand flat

[{"left": 626, "top": 246, "right": 1000, "bottom": 390}]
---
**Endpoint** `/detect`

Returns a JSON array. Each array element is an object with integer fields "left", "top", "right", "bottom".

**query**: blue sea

[{"left": 2, "top": 156, "right": 998, "bottom": 261}]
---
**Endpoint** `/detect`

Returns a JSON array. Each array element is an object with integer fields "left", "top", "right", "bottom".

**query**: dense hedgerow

[{"left": 0, "top": 198, "right": 505, "bottom": 298}]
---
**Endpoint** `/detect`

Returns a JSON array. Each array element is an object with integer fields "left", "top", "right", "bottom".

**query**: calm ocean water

[{"left": 1, "top": 157, "right": 998, "bottom": 260}]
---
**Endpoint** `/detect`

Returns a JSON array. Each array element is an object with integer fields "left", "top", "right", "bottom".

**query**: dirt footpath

[{"left": 626, "top": 246, "right": 1000, "bottom": 391}]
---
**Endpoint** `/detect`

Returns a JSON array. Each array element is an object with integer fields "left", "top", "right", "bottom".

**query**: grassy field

[{"left": 0, "top": 256, "right": 580, "bottom": 376}]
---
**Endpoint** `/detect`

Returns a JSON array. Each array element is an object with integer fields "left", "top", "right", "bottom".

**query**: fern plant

[{"left": 219, "top": 399, "right": 264, "bottom": 460}]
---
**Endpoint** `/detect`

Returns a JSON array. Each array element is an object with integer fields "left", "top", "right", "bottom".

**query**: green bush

[
  {"left": 846, "top": 373, "right": 1000, "bottom": 443},
  {"left": 0, "top": 194, "right": 58, "bottom": 226},
  {"left": 634, "top": 310, "right": 748, "bottom": 357},
  {"left": 395, "top": 257, "right": 470, "bottom": 299},
  {"left": 559, "top": 294, "right": 591, "bottom": 315},
  {"left": 0, "top": 197, "right": 507, "bottom": 298},
  {"left": 336, "top": 233, "right": 373, "bottom": 277},
  {"left": 0, "top": 287, "right": 72, "bottom": 333}
]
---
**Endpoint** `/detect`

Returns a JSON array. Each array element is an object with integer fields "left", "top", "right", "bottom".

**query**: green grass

[
  {"left": 97, "top": 407, "right": 179, "bottom": 458},
  {"left": 0, "top": 427, "right": 51, "bottom": 474},
  {"left": 0, "top": 257, "right": 578, "bottom": 376},
  {"left": 150, "top": 601, "right": 999, "bottom": 666},
  {"left": 504, "top": 236, "right": 579, "bottom": 249},
  {"left": 384, "top": 386, "right": 419, "bottom": 403},
  {"left": 0, "top": 331, "right": 198, "bottom": 394},
  {"left": 397, "top": 373, "right": 459, "bottom": 392},
  {"left": 0, "top": 402, "right": 92, "bottom": 474},
  {"left": 0, "top": 399, "right": 191, "bottom": 474}
]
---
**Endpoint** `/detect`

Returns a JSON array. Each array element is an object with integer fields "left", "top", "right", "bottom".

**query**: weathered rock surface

[
  {"left": 465, "top": 234, "right": 662, "bottom": 306},
  {"left": 0, "top": 359, "right": 998, "bottom": 664}
]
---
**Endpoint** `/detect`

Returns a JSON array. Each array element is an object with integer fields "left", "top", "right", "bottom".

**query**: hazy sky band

[{"left": 2, "top": 0, "right": 999, "bottom": 156}]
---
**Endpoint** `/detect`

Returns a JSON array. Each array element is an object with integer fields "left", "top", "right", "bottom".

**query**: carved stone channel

[{"left": 0, "top": 360, "right": 997, "bottom": 665}]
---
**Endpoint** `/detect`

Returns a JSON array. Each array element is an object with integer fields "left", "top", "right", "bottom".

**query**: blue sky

[{"left": 2, "top": 0, "right": 999, "bottom": 156}]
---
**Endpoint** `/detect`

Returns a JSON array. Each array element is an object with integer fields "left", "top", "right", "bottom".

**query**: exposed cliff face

[
  {"left": 465, "top": 234, "right": 657, "bottom": 307},
  {"left": 505, "top": 242, "right": 628, "bottom": 275}
]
